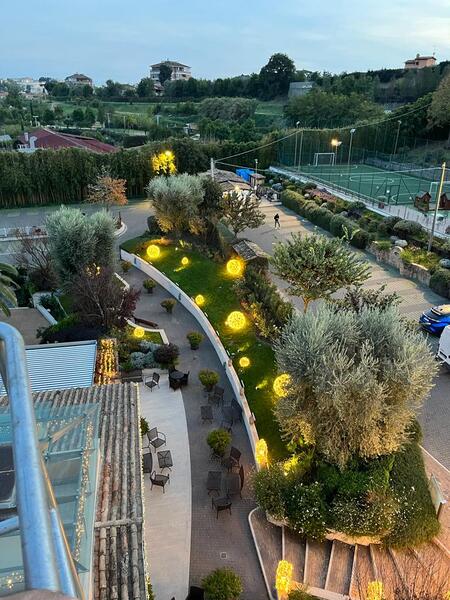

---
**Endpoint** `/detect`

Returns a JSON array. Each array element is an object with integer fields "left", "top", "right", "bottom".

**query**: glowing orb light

[
  {"left": 195, "top": 294, "right": 205, "bottom": 307},
  {"left": 367, "top": 582, "right": 384, "bottom": 600},
  {"left": 239, "top": 356, "right": 250, "bottom": 368},
  {"left": 226, "top": 310, "right": 246, "bottom": 331},
  {"left": 275, "top": 560, "right": 293, "bottom": 596},
  {"left": 273, "top": 373, "right": 291, "bottom": 397},
  {"left": 255, "top": 439, "right": 268, "bottom": 467},
  {"left": 146, "top": 244, "right": 160, "bottom": 260},
  {"left": 226, "top": 258, "right": 244, "bottom": 277},
  {"left": 181, "top": 256, "right": 189, "bottom": 266},
  {"left": 133, "top": 326, "right": 145, "bottom": 339}
]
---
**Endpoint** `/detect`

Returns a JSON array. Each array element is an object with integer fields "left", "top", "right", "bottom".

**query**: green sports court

[{"left": 286, "top": 163, "right": 449, "bottom": 206}]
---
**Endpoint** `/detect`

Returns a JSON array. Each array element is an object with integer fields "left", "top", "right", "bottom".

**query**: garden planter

[
  {"left": 120, "top": 369, "right": 143, "bottom": 383},
  {"left": 265, "top": 512, "right": 288, "bottom": 528}
]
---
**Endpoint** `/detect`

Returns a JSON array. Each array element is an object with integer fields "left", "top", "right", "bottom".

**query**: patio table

[{"left": 157, "top": 450, "right": 173, "bottom": 471}]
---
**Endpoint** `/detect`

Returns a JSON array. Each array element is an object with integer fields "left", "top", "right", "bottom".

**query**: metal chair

[
  {"left": 144, "top": 372, "right": 160, "bottom": 392},
  {"left": 208, "top": 385, "right": 224, "bottom": 405},
  {"left": 231, "top": 397, "right": 243, "bottom": 422},
  {"left": 150, "top": 471, "right": 170, "bottom": 492},
  {"left": 201, "top": 405, "right": 213, "bottom": 423},
  {"left": 220, "top": 406, "right": 233, "bottom": 432},
  {"left": 181, "top": 371, "right": 190, "bottom": 386},
  {"left": 142, "top": 450, "right": 153, "bottom": 474},
  {"left": 222, "top": 446, "right": 241, "bottom": 472},
  {"left": 147, "top": 427, "right": 166, "bottom": 451},
  {"left": 226, "top": 466, "right": 244, "bottom": 498},
  {"left": 211, "top": 495, "right": 232, "bottom": 518}
]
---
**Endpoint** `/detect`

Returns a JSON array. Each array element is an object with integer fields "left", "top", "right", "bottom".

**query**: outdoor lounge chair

[
  {"left": 222, "top": 446, "right": 241, "bottom": 471},
  {"left": 150, "top": 470, "right": 170, "bottom": 492},
  {"left": 147, "top": 427, "right": 166, "bottom": 451},
  {"left": 231, "top": 397, "right": 243, "bottom": 422},
  {"left": 226, "top": 466, "right": 244, "bottom": 498},
  {"left": 144, "top": 372, "right": 160, "bottom": 392}
]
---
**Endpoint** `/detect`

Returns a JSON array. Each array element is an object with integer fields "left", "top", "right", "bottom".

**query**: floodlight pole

[
  {"left": 392, "top": 120, "right": 402, "bottom": 160},
  {"left": 348, "top": 128, "right": 356, "bottom": 168},
  {"left": 210, "top": 157, "right": 215, "bottom": 180},
  {"left": 428, "top": 162, "right": 447, "bottom": 252},
  {"left": 298, "top": 129, "right": 304, "bottom": 171},
  {"left": 293, "top": 121, "right": 300, "bottom": 168}
]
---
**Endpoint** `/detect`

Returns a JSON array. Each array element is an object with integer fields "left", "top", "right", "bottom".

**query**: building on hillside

[
  {"left": 200, "top": 168, "right": 252, "bottom": 193},
  {"left": 288, "top": 81, "right": 316, "bottom": 97},
  {"left": 65, "top": 73, "right": 94, "bottom": 87},
  {"left": 404, "top": 54, "right": 436, "bottom": 69},
  {"left": 150, "top": 60, "right": 192, "bottom": 82},
  {"left": 9, "top": 77, "right": 47, "bottom": 96},
  {"left": 16, "top": 128, "right": 118, "bottom": 153}
]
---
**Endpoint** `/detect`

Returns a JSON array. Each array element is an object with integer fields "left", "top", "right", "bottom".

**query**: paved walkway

[
  {"left": 0, "top": 307, "right": 48, "bottom": 344},
  {"left": 243, "top": 204, "right": 450, "bottom": 469},
  {"left": 140, "top": 377, "right": 191, "bottom": 600},
  {"left": 125, "top": 268, "right": 266, "bottom": 600}
]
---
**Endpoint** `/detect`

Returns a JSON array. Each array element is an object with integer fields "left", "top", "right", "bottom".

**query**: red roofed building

[{"left": 16, "top": 128, "right": 118, "bottom": 154}]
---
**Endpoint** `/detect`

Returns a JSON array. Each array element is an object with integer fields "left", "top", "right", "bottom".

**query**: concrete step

[
  {"left": 349, "top": 545, "right": 375, "bottom": 600},
  {"left": 284, "top": 528, "right": 306, "bottom": 585},
  {"left": 325, "top": 540, "right": 354, "bottom": 596},
  {"left": 305, "top": 539, "right": 332, "bottom": 590},
  {"left": 370, "top": 545, "right": 402, "bottom": 599},
  {"left": 411, "top": 541, "right": 450, "bottom": 592}
]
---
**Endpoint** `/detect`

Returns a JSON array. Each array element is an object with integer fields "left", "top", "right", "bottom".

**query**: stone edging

[
  {"left": 120, "top": 249, "right": 260, "bottom": 459},
  {"left": 32, "top": 291, "right": 58, "bottom": 325}
]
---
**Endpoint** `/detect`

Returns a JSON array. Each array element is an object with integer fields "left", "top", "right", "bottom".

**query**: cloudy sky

[{"left": 1, "top": 0, "right": 449, "bottom": 83}]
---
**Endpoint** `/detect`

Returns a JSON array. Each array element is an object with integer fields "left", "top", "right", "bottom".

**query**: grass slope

[{"left": 122, "top": 235, "right": 286, "bottom": 459}]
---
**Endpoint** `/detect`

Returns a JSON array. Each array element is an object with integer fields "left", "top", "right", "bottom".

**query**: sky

[{"left": 1, "top": 0, "right": 449, "bottom": 84}]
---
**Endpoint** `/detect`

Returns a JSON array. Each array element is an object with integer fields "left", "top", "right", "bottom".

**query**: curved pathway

[{"left": 124, "top": 267, "right": 267, "bottom": 599}]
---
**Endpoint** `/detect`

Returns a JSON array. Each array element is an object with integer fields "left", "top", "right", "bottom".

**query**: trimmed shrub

[
  {"left": 207, "top": 429, "right": 231, "bottom": 458},
  {"left": 37, "top": 315, "right": 104, "bottom": 343},
  {"left": 253, "top": 463, "right": 288, "bottom": 521},
  {"left": 429, "top": 268, "right": 450, "bottom": 298},
  {"left": 143, "top": 278, "right": 156, "bottom": 293},
  {"left": 161, "top": 298, "right": 176, "bottom": 313},
  {"left": 350, "top": 228, "right": 371, "bottom": 250},
  {"left": 140, "top": 417, "right": 149, "bottom": 436},
  {"left": 198, "top": 369, "right": 219, "bottom": 391},
  {"left": 121, "top": 260, "right": 132, "bottom": 273},
  {"left": 384, "top": 215, "right": 402, "bottom": 233},
  {"left": 129, "top": 351, "right": 146, "bottom": 369},
  {"left": 153, "top": 343, "right": 179, "bottom": 365},
  {"left": 377, "top": 221, "right": 389, "bottom": 237},
  {"left": 329, "top": 214, "right": 351, "bottom": 238},
  {"left": 393, "top": 219, "right": 425, "bottom": 239},
  {"left": 140, "top": 340, "right": 160, "bottom": 352},
  {"left": 187, "top": 331, "right": 204, "bottom": 349},
  {"left": 143, "top": 351, "right": 157, "bottom": 368},
  {"left": 202, "top": 568, "right": 242, "bottom": 600}
]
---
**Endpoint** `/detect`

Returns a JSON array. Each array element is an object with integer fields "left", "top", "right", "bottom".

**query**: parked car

[
  {"left": 436, "top": 325, "right": 450, "bottom": 370},
  {"left": 419, "top": 304, "right": 450, "bottom": 334}
]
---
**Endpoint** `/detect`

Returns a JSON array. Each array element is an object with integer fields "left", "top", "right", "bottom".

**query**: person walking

[{"left": 274, "top": 213, "right": 280, "bottom": 229}]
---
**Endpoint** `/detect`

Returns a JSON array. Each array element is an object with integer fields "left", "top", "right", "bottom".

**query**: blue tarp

[{"left": 236, "top": 168, "right": 254, "bottom": 182}]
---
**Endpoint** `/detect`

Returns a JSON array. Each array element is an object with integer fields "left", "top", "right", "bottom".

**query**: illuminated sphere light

[
  {"left": 275, "top": 560, "right": 293, "bottom": 596},
  {"left": 181, "top": 256, "right": 189, "bottom": 266},
  {"left": 146, "top": 244, "right": 161, "bottom": 260},
  {"left": 194, "top": 294, "right": 205, "bottom": 307},
  {"left": 273, "top": 373, "right": 291, "bottom": 397},
  {"left": 226, "top": 258, "right": 244, "bottom": 277},
  {"left": 133, "top": 326, "right": 145, "bottom": 339},
  {"left": 226, "top": 310, "right": 246, "bottom": 331},
  {"left": 239, "top": 356, "right": 250, "bottom": 368},
  {"left": 255, "top": 439, "right": 268, "bottom": 467}
]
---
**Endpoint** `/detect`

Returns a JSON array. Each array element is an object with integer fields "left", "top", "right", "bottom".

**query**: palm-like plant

[{"left": 0, "top": 263, "right": 18, "bottom": 316}]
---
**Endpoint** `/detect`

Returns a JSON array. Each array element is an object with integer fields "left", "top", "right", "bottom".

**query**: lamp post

[
  {"left": 348, "top": 128, "right": 356, "bottom": 168},
  {"left": 392, "top": 120, "right": 402, "bottom": 160},
  {"left": 331, "top": 138, "right": 342, "bottom": 166},
  {"left": 428, "top": 162, "right": 447, "bottom": 252},
  {"left": 293, "top": 121, "right": 300, "bottom": 168},
  {"left": 298, "top": 128, "right": 304, "bottom": 171}
]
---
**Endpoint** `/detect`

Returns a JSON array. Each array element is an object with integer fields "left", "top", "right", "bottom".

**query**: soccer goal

[
  {"left": 313, "top": 152, "right": 336, "bottom": 166},
  {"left": 429, "top": 180, "right": 450, "bottom": 199}
]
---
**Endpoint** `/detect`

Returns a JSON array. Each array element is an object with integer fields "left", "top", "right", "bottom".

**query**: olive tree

[
  {"left": 222, "top": 189, "right": 265, "bottom": 237},
  {"left": 147, "top": 174, "right": 204, "bottom": 236},
  {"left": 275, "top": 307, "right": 436, "bottom": 468},
  {"left": 272, "top": 233, "right": 370, "bottom": 312}
]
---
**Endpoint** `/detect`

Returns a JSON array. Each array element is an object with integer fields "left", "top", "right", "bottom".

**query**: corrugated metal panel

[{"left": 0, "top": 341, "right": 97, "bottom": 395}]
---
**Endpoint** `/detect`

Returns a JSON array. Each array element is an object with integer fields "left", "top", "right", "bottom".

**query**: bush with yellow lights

[{"left": 95, "top": 338, "right": 119, "bottom": 384}]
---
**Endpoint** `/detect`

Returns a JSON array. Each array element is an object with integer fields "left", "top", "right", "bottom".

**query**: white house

[{"left": 150, "top": 60, "right": 192, "bottom": 82}]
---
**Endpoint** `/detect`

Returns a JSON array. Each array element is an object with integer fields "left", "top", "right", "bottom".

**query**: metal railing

[{"left": 0, "top": 323, "right": 83, "bottom": 599}]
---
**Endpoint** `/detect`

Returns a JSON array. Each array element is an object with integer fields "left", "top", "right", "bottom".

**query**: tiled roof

[
  {"left": 150, "top": 60, "right": 190, "bottom": 68},
  {"left": 18, "top": 128, "right": 118, "bottom": 154},
  {"left": 0, "top": 341, "right": 97, "bottom": 396},
  {"left": 0, "top": 383, "right": 146, "bottom": 600}
]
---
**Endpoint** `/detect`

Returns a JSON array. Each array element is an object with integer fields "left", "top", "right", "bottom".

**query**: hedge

[
  {"left": 430, "top": 268, "right": 450, "bottom": 298},
  {"left": 0, "top": 137, "right": 268, "bottom": 208}
]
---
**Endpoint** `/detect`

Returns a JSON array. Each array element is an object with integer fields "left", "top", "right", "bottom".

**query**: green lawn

[{"left": 122, "top": 235, "right": 287, "bottom": 459}]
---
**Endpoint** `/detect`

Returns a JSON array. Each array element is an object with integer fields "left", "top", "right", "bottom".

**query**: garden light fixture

[
  {"left": 255, "top": 439, "right": 268, "bottom": 467},
  {"left": 146, "top": 244, "right": 161, "bottom": 260},
  {"left": 226, "top": 258, "right": 244, "bottom": 277},
  {"left": 226, "top": 310, "right": 246, "bottom": 331},
  {"left": 181, "top": 256, "right": 189, "bottom": 266},
  {"left": 133, "top": 326, "right": 145, "bottom": 339},
  {"left": 275, "top": 560, "right": 293, "bottom": 596},
  {"left": 194, "top": 294, "right": 205, "bottom": 306},
  {"left": 273, "top": 373, "right": 291, "bottom": 397},
  {"left": 239, "top": 356, "right": 250, "bottom": 368}
]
